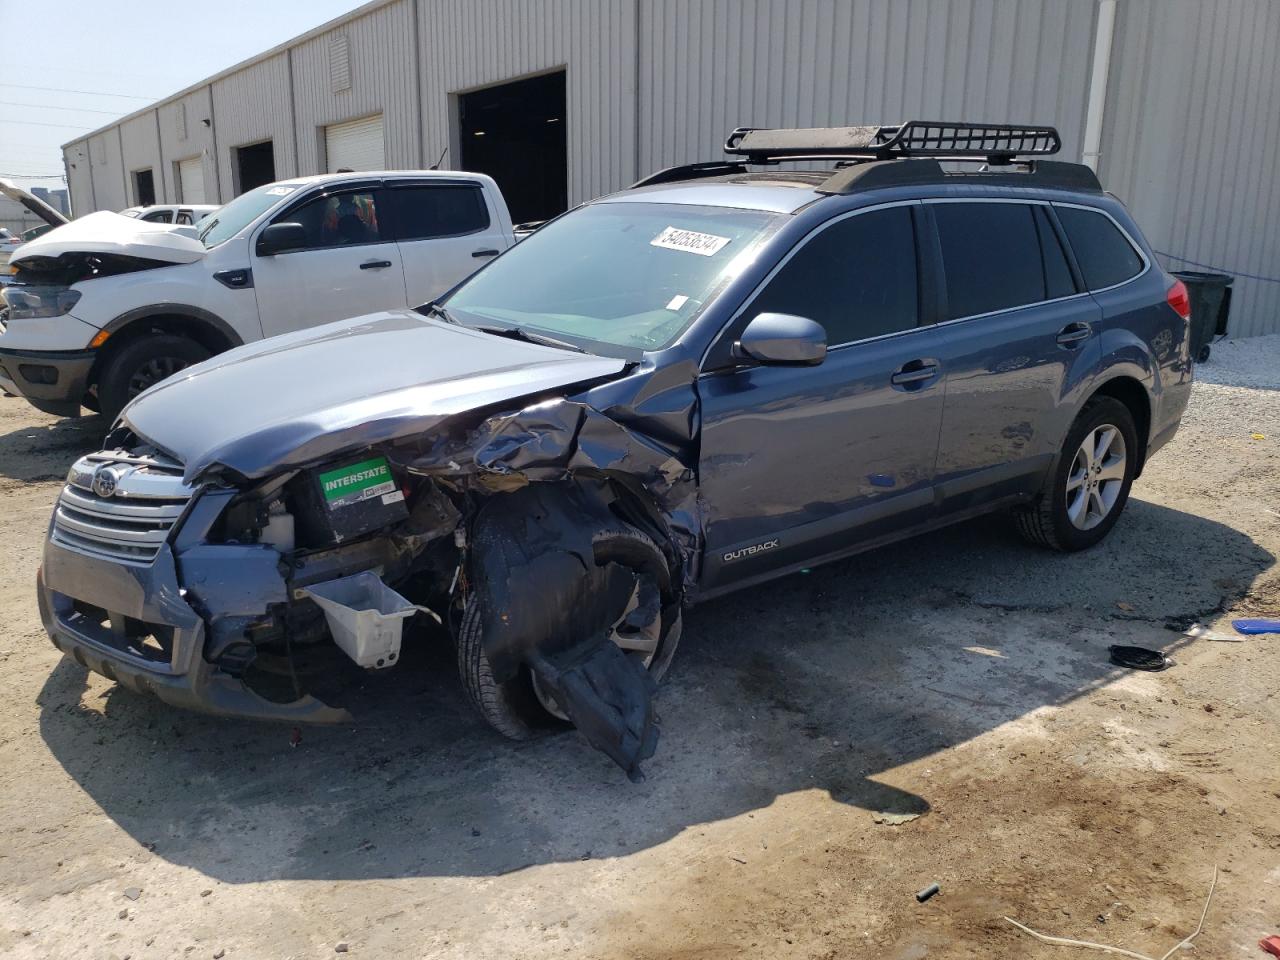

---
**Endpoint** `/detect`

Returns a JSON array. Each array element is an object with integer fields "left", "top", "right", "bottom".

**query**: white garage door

[
  {"left": 325, "top": 114, "right": 385, "bottom": 172},
  {"left": 177, "top": 157, "right": 205, "bottom": 204}
]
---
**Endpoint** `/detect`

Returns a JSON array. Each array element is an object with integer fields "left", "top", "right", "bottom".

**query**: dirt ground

[{"left": 0, "top": 351, "right": 1277, "bottom": 960}]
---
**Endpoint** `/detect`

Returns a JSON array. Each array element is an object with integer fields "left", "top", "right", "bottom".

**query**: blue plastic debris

[{"left": 1232, "top": 618, "right": 1280, "bottom": 635}]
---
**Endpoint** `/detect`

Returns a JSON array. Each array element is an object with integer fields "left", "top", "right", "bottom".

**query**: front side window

[
  {"left": 445, "top": 202, "right": 783, "bottom": 353},
  {"left": 934, "top": 202, "right": 1048, "bottom": 320},
  {"left": 748, "top": 206, "right": 919, "bottom": 345},
  {"left": 1056, "top": 206, "right": 1144, "bottom": 291},
  {"left": 391, "top": 185, "right": 490, "bottom": 240},
  {"left": 274, "top": 189, "right": 384, "bottom": 250}
]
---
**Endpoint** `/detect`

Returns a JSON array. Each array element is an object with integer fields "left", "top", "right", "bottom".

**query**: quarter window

[
  {"left": 934, "top": 202, "right": 1047, "bottom": 320},
  {"left": 1056, "top": 206, "right": 1144, "bottom": 291},
  {"left": 748, "top": 206, "right": 919, "bottom": 345},
  {"left": 274, "top": 189, "right": 384, "bottom": 249},
  {"left": 391, "top": 185, "right": 490, "bottom": 240}
]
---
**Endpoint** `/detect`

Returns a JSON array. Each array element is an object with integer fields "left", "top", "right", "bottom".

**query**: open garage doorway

[
  {"left": 459, "top": 70, "right": 567, "bottom": 225},
  {"left": 132, "top": 169, "right": 155, "bottom": 206},
  {"left": 234, "top": 140, "right": 276, "bottom": 195}
]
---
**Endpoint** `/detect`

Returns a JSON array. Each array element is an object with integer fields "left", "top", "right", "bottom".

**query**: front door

[
  {"left": 252, "top": 185, "right": 407, "bottom": 338},
  {"left": 697, "top": 204, "right": 947, "bottom": 591},
  {"left": 925, "top": 200, "right": 1103, "bottom": 514},
  {"left": 385, "top": 180, "right": 508, "bottom": 306}
]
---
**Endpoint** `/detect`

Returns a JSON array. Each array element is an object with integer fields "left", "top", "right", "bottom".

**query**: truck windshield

[
  {"left": 198, "top": 182, "right": 303, "bottom": 248},
  {"left": 445, "top": 202, "right": 783, "bottom": 353}
]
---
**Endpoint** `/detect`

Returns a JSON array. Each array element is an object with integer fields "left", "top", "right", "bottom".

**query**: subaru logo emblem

[{"left": 92, "top": 465, "right": 120, "bottom": 498}]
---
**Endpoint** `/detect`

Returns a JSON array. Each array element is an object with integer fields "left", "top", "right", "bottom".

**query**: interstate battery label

[{"left": 318, "top": 457, "right": 397, "bottom": 509}]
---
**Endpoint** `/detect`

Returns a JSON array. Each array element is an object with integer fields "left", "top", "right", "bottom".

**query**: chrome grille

[{"left": 52, "top": 451, "right": 193, "bottom": 564}]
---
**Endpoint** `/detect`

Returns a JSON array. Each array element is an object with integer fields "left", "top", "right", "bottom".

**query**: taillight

[{"left": 1167, "top": 278, "right": 1191, "bottom": 321}]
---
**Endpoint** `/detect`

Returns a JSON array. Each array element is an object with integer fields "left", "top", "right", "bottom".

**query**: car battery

[{"left": 294, "top": 455, "right": 409, "bottom": 545}]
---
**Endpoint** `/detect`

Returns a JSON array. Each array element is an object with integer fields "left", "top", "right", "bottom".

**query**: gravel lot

[{"left": 0, "top": 343, "right": 1277, "bottom": 960}]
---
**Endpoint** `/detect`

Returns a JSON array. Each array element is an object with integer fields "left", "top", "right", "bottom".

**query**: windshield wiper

[
  {"left": 423, "top": 301, "right": 462, "bottom": 325},
  {"left": 473, "top": 324, "right": 586, "bottom": 353}
]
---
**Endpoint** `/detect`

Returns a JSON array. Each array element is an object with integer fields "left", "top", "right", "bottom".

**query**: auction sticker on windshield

[
  {"left": 650, "top": 226, "right": 732, "bottom": 256},
  {"left": 319, "top": 456, "right": 398, "bottom": 509}
]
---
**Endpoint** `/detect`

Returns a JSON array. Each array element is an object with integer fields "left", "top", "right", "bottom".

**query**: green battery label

[{"left": 318, "top": 456, "right": 397, "bottom": 509}]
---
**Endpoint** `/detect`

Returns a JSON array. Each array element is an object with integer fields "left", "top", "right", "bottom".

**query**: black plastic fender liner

[
  {"left": 528, "top": 641, "right": 659, "bottom": 783},
  {"left": 467, "top": 481, "right": 667, "bottom": 776}
]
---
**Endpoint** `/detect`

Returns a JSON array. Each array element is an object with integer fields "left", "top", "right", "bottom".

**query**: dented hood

[
  {"left": 121, "top": 310, "right": 629, "bottom": 483},
  {"left": 10, "top": 210, "right": 206, "bottom": 267},
  {"left": 0, "top": 178, "right": 69, "bottom": 229}
]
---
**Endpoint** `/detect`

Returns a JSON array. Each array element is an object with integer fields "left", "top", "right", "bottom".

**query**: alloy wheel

[{"left": 1065, "top": 423, "right": 1127, "bottom": 530}]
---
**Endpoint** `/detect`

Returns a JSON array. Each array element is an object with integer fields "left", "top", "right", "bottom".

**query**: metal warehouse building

[{"left": 64, "top": 0, "right": 1280, "bottom": 337}]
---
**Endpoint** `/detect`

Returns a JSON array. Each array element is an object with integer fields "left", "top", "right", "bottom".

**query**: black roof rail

[
  {"left": 725, "top": 121, "right": 1062, "bottom": 164},
  {"left": 630, "top": 160, "right": 748, "bottom": 189}
]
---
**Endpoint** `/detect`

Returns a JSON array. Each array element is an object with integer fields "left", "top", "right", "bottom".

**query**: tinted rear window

[
  {"left": 392, "top": 185, "right": 490, "bottom": 241},
  {"left": 934, "top": 202, "right": 1046, "bottom": 319},
  {"left": 1035, "top": 206, "right": 1076, "bottom": 299},
  {"left": 1056, "top": 206, "right": 1144, "bottom": 291},
  {"left": 749, "top": 206, "right": 919, "bottom": 344}
]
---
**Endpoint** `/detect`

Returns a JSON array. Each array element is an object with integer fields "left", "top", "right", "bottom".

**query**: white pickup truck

[{"left": 0, "top": 171, "right": 515, "bottom": 420}]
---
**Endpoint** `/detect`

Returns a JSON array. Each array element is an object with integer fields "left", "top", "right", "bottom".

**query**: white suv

[{"left": 0, "top": 171, "right": 515, "bottom": 420}]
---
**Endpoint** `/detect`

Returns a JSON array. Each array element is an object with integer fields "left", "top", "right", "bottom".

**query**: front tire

[
  {"left": 97, "top": 335, "right": 210, "bottom": 422},
  {"left": 1016, "top": 396, "right": 1139, "bottom": 552},
  {"left": 456, "top": 526, "right": 682, "bottom": 740}
]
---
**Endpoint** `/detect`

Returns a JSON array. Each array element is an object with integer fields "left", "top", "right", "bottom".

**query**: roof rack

[
  {"left": 629, "top": 121, "right": 1100, "bottom": 194},
  {"left": 724, "top": 121, "right": 1062, "bottom": 164}
]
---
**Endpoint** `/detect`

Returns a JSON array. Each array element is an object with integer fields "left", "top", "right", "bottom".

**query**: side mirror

[
  {"left": 256, "top": 222, "right": 307, "bottom": 256},
  {"left": 731, "top": 312, "right": 827, "bottom": 366}
]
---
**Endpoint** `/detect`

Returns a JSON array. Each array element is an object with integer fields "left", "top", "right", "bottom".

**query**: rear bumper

[
  {"left": 0, "top": 347, "right": 95, "bottom": 416},
  {"left": 38, "top": 534, "right": 348, "bottom": 722}
]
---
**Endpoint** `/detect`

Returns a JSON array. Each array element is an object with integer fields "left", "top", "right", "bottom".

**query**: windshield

[
  {"left": 197, "top": 182, "right": 303, "bottom": 248},
  {"left": 444, "top": 202, "right": 782, "bottom": 353}
]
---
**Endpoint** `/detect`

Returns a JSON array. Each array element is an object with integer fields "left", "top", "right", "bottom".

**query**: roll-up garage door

[
  {"left": 325, "top": 114, "right": 385, "bottom": 172},
  {"left": 177, "top": 157, "right": 205, "bottom": 204}
]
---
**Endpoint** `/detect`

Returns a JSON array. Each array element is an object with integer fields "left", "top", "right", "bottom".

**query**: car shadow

[
  {"left": 35, "top": 496, "right": 1272, "bottom": 882},
  {"left": 0, "top": 403, "right": 107, "bottom": 481}
]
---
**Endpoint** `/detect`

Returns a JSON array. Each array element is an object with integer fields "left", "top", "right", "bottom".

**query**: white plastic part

[{"left": 303, "top": 571, "right": 416, "bottom": 669}]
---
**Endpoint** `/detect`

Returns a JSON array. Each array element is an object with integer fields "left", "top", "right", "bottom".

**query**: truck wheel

[
  {"left": 1016, "top": 396, "right": 1139, "bottom": 552},
  {"left": 456, "top": 527, "right": 682, "bottom": 740},
  {"left": 97, "top": 335, "right": 210, "bottom": 422}
]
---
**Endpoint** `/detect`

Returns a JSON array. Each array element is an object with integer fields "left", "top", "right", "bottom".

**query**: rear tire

[
  {"left": 97, "top": 335, "right": 210, "bottom": 422},
  {"left": 1016, "top": 396, "right": 1139, "bottom": 552},
  {"left": 456, "top": 526, "right": 682, "bottom": 740}
]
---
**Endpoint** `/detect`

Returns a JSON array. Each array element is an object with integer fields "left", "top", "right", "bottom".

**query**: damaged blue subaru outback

[{"left": 38, "top": 123, "right": 1193, "bottom": 779}]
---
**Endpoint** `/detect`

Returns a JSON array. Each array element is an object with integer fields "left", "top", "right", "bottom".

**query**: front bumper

[
  {"left": 38, "top": 533, "right": 349, "bottom": 723},
  {"left": 0, "top": 347, "right": 95, "bottom": 416}
]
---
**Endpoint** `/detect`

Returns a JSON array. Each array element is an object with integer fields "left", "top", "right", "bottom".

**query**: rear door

[
  {"left": 385, "top": 179, "right": 508, "bottom": 306},
  {"left": 925, "top": 199, "right": 1102, "bottom": 514},
  {"left": 697, "top": 203, "right": 948, "bottom": 591},
  {"left": 252, "top": 183, "right": 408, "bottom": 337}
]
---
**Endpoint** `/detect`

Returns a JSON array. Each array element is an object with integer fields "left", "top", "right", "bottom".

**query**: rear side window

[
  {"left": 1034, "top": 206, "right": 1076, "bottom": 299},
  {"left": 1056, "top": 206, "right": 1144, "bottom": 290},
  {"left": 749, "top": 206, "right": 918, "bottom": 345},
  {"left": 933, "top": 202, "right": 1047, "bottom": 319},
  {"left": 391, "top": 185, "right": 490, "bottom": 241},
  {"left": 141, "top": 209, "right": 172, "bottom": 223}
]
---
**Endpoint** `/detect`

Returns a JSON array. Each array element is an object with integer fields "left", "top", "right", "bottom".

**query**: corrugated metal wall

[
  {"left": 58, "top": 0, "right": 1280, "bottom": 335},
  {"left": 156, "top": 87, "right": 218, "bottom": 207},
  {"left": 418, "top": 0, "right": 639, "bottom": 207},
  {"left": 64, "top": 141, "right": 93, "bottom": 215},
  {"left": 637, "top": 0, "right": 1098, "bottom": 174},
  {"left": 118, "top": 113, "right": 163, "bottom": 205},
  {"left": 1101, "top": 0, "right": 1280, "bottom": 338},
  {"left": 210, "top": 52, "right": 297, "bottom": 197},
  {"left": 87, "top": 129, "right": 126, "bottom": 212},
  {"left": 290, "top": 0, "right": 419, "bottom": 173}
]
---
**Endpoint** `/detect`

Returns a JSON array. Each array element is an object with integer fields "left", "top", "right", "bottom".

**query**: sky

[{"left": 0, "top": 0, "right": 363, "bottom": 190}]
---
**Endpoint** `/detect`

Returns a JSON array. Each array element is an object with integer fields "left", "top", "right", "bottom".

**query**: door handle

[
  {"left": 359, "top": 259, "right": 393, "bottom": 270},
  {"left": 1056, "top": 322, "right": 1092, "bottom": 347},
  {"left": 891, "top": 360, "right": 940, "bottom": 388},
  {"left": 472, "top": 248, "right": 500, "bottom": 258}
]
